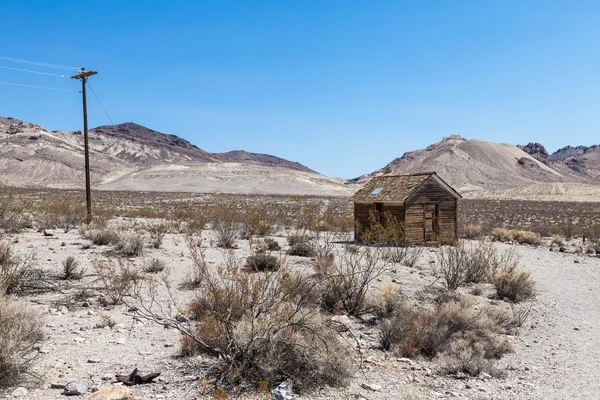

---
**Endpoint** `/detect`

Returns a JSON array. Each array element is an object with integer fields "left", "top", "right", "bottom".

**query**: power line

[
  {"left": 0, "top": 65, "right": 66, "bottom": 77},
  {"left": 0, "top": 80, "right": 78, "bottom": 92},
  {"left": 88, "top": 83, "right": 114, "bottom": 125},
  {"left": 0, "top": 56, "right": 78, "bottom": 71}
]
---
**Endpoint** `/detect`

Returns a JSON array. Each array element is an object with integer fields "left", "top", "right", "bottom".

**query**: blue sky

[{"left": 1, "top": 1, "right": 600, "bottom": 178}]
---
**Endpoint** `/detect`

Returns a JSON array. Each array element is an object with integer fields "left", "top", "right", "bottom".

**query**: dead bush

[
  {"left": 0, "top": 293, "right": 44, "bottom": 388},
  {"left": 371, "top": 284, "right": 405, "bottom": 320},
  {"left": 93, "top": 259, "right": 142, "bottom": 305},
  {"left": 287, "top": 233, "right": 310, "bottom": 247},
  {"left": 316, "top": 245, "right": 388, "bottom": 316},
  {"left": 146, "top": 221, "right": 167, "bottom": 249},
  {"left": 183, "top": 264, "right": 352, "bottom": 392},
  {"left": 438, "top": 331, "right": 512, "bottom": 377},
  {"left": 379, "top": 298, "right": 513, "bottom": 373},
  {"left": 211, "top": 210, "right": 241, "bottom": 249},
  {"left": 47, "top": 200, "right": 86, "bottom": 233},
  {"left": 0, "top": 187, "right": 31, "bottom": 235},
  {"left": 510, "top": 302, "right": 533, "bottom": 327},
  {"left": 240, "top": 209, "right": 275, "bottom": 238},
  {"left": 245, "top": 253, "right": 281, "bottom": 272},
  {"left": 287, "top": 241, "right": 315, "bottom": 257},
  {"left": 265, "top": 238, "right": 281, "bottom": 251},
  {"left": 384, "top": 245, "right": 423, "bottom": 267},
  {"left": 61, "top": 256, "right": 84, "bottom": 280},
  {"left": 145, "top": 258, "right": 166, "bottom": 273},
  {"left": 494, "top": 265, "right": 536, "bottom": 302},
  {"left": 436, "top": 241, "right": 519, "bottom": 289},
  {"left": 0, "top": 242, "right": 37, "bottom": 295},
  {"left": 183, "top": 234, "right": 207, "bottom": 289},
  {"left": 436, "top": 243, "right": 470, "bottom": 290},
  {"left": 83, "top": 228, "right": 120, "bottom": 246},
  {"left": 115, "top": 234, "right": 144, "bottom": 257}
]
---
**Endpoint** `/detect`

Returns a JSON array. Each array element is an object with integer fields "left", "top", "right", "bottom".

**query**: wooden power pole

[{"left": 71, "top": 68, "right": 97, "bottom": 224}]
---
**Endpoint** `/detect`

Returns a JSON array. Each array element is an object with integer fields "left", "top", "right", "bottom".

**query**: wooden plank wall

[{"left": 404, "top": 179, "right": 458, "bottom": 245}]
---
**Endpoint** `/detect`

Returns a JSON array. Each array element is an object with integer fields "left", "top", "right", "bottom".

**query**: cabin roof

[{"left": 351, "top": 172, "right": 462, "bottom": 203}]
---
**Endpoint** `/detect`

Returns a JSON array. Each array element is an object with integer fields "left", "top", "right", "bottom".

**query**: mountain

[
  {"left": 350, "top": 135, "right": 600, "bottom": 201},
  {"left": 0, "top": 116, "right": 350, "bottom": 196}
]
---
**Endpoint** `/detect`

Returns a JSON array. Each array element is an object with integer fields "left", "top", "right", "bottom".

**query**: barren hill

[
  {"left": 350, "top": 135, "right": 600, "bottom": 201},
  {"left": 0, "top": 117, "right": 350, "bottom": 196}
]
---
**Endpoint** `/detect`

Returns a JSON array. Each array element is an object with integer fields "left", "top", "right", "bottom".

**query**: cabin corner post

[{"left": 454, "top": 198, "right": 459, "bottom": 244}]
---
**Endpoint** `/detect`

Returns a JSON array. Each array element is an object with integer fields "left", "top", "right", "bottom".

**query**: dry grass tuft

[
  {"left": 0, "top": 293, "right": 44, "bottom": 388},
  {"left": 494, "top": 264, "right": 536, "bottom": 302},
  {"left": 490, "top": 228, "right": 541, "bottom": 246}
]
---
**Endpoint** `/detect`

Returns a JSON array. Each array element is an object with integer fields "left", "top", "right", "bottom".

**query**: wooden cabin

[{"left": 352, "top": 172, "right": 461, "bottom": 245}]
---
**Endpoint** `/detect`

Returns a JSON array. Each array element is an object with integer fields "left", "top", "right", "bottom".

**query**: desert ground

[{"left": 1, "top": 190, "right": 600, "bottom": 399}]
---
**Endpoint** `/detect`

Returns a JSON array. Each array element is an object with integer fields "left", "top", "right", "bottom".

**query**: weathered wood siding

[{"left": 404, "top": 178, "right": 458, "bottom": 245}]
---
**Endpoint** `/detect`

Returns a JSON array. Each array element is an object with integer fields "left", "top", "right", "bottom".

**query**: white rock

[
  {"left": 11, "top": 387, "right": 28, "bottom": 398},
  {"left": 360, "top": 382, "right": 382, "bottom": 391},
  {"left": 271, "top": 379, "right": 293, "bottom": 400},
  {"left": 63, "top": 381, "right": 87, "bottom": 396}
]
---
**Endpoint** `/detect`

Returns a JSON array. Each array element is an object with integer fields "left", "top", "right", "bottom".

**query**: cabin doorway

[
  {"left": 424, "top": 203, "right": 439, "bottom": 242},
  {"left": 375, "top": 202, "right": 384, "bottom": 224}
]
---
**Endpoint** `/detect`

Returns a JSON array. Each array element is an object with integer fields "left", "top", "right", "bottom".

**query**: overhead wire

[
  {"left": 0, "top": 65, "right": 66, "bottom": 77},
  {"left": 0, "top": 56, "right": 79, "bottom": 71},
  {"left": 0, "top": 81, "right": 79, "bottom": 92},
  {"left": 87, "top": 83, "right": 114, "bottom": 125}
]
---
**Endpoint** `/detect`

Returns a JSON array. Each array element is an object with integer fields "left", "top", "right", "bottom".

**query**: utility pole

[{"left": 71, "top": 68, "right": 97, "bottom": 224}]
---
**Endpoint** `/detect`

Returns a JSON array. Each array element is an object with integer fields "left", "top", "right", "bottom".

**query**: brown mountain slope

[
  {"left": 0, "top": 117, "right": 349, "bottom": 196},
  {"left": 350, "top": 135, "right": 600, "bottom": 200}
]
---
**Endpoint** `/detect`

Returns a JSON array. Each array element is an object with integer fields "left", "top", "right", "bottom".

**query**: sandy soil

[{"left": 1, "top": 225, "right": 599, "bottom": 400}]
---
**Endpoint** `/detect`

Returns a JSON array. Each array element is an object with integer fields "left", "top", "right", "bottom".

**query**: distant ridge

[
  {"left": 349, "top": 135, "right": 600, "bottom": 201},
  {"left": 0, "top": 116, "right": 350, "bottom": 196}
]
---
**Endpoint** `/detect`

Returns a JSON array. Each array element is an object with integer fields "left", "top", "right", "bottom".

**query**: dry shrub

[
  {"left": 436, "top": 241, "right": 519, "bottom": 290},
  {"left": 62, "top": 256, "right": 84, "bottom": 280},
  {"left": 379, "top": 298, "right": 512, "bottom": 376},
  {"left": 83, "top": 228, "right": 120, "bottom": 246},
  {"left": 584, "top": 225, "right": 600, "bottom": 255},
  {"left": 265, "top": 238, "right": 281, "bottom": 251},
  {"left": 183, "top": 234, "right": 207, "bottom": 289},
  {"left": 287, "top": 241, "right": 314, "bottom": 257},
  {"left": 371, "top": 284, "right": 405, "bottom": 320},
  {"left": 438, "top": 331, "right": 512, "bottom": 376},
  {"left": 211, "top": 209, "right": 241, "bottom": 248},
  {"left": 115, "top": 233, "right": 144, "bottom": 257},
  {"left": 360, "top": 210, "right": 405, "bottom": 245},
  {"left": 245, "top": 253, "right": 280, "bottom": 272},
  {"left": 286, "top": 232, "right": 314, "bottom": 257},
  {"left": 184, "top": 262, "right": 352, "bottom": 392},
  {"left": 287, "top": 233, "right": 310, "bottom": 247},
  {"left": 240, "top": 209, "right": 275, "bottom": 238},
  {"left": 93, "top": 259, "right": 142, "bottom": 305},
  {"left": 47, "top": 199, "right": 86, "bottom": 233},
  {"left": 490, "top": 228, "right": 541, "bottom": 245},
  {"left": 316, "top": 245, "right": 388, "bottom": 316},
  {"left": 384, "top": 245, "right": 423, "bottom": 267},
  {"left": 494, "top": 265, "right": 536, "bottom": 302},
  {"left": 0, "top": 187, "right": 31, "bottom": 235},
  {"left": 0, "top": 242, "right": 37, "bottom": 295},
  {"left": 461, "top": 223, "right": 484, "bottom": 239},
  {"left": 0, "top": 293, "right": 44, "bottom": 388},
  {"left": 146, "top": 221, "right": 168, "bottom": 249},
  {"left": 145, "top": 258, "right": 166, "bottom": 273}
]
